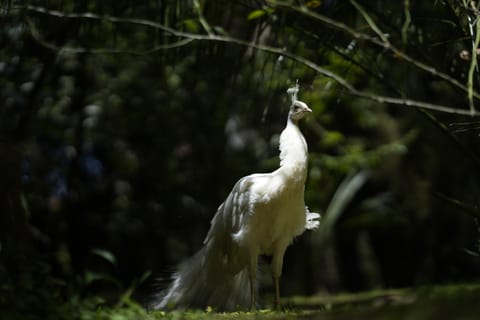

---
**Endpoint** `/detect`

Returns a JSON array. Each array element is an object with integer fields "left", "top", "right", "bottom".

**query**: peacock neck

[{"left": 278, "top": 118, "right": 308, "bottom": 183}]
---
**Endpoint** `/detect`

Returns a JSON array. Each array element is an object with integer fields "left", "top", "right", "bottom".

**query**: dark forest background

[{"left": 2, "top": 0, "right": 480, "bottom": 318}]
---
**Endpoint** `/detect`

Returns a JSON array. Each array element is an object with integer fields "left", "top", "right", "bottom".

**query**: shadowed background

[{"left": 1, "top": 0, "right": 480, "bottom": 316}]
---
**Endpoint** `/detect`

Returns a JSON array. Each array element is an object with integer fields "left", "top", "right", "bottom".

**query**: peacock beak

[{"left": 304, "top": 106, "right": 312, "bottom": 113}]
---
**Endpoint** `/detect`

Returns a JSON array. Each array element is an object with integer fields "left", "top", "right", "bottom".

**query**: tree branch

[
  {"left": 274, "top": 1, "right": 480, "bottom": 105},
  {"left": 18, "top": 4, "right": 480, "bottom": 116},
  {"left": 27, "top": 18, "right": 194, "bottom": 55}
]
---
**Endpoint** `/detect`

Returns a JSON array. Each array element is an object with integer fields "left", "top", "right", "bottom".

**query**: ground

[{"left": 71, "top": 283, "right": 480, "bottom": 320}]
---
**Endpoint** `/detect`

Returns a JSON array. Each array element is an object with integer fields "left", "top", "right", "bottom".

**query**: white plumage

[{"left": 151, "top": 89, "right": 320, "bottom": 311}]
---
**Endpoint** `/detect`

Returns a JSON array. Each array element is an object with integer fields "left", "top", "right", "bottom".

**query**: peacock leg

[
  {"left": 271, "top": 246, "right": 287, "bottom": 310},
  {"left": 272, "top": 274, "right": 280, "bottom": 309}
]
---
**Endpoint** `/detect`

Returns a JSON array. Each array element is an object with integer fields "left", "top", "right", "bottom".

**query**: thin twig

[
  {"left": 351, "top": 0, "right": 389, "bottom": 44},
  {"left": 401, "top": 0, "right": 411, "bottom": 45},
  {"left": 466, "top": 2, "right": 480, "bottom": 115},
  {"left": 467, "top": 16, "right": 480, "bottom": 114}
]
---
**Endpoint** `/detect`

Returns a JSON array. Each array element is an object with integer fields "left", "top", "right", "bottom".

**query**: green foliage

[{"left": 64, "top": 297, "right": 152, "bottom": 320}]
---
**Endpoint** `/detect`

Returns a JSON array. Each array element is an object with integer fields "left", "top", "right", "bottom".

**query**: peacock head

[{"left": 289, "top": 100, "right": 312, "bottom": 122}]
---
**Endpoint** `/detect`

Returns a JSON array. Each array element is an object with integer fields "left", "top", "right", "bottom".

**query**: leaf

[
  {"left": 247, "top": 8, "right": 274, "bottom": 20},
  {"left": 182, "top": 19, "right": 199, "bottom": 33},
  {"left": 463, "top": 248, "right": 480, "bottom": 257},
  {"left": 306, "top": 0, "right": 322, "bottom": 8},
  {"left": 84, "top": 271, "right": 122, "bottom": 288},
  {"left": 84, "top": 271, "right": 106, "bottom": 284},
  {"left": 213, "top": 26, "right": 227, "bottom": 35},
  {"left": 318, "top": 170, "right": 369, "bottom": 244},
  {"left": 91, "top": 248, "right": 117, "bottom": 266},
  {"left": 138, "top": 270, "right": 152, "bottom": 284}
]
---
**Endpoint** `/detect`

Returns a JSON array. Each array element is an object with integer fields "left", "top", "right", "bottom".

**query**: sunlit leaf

[
  {"left": 91, "top": 248, "right": 117, "bottom": 266},
  {"left": 84, "top": 271, "right": 121, "bottom": 288},
  {"left": 247, "top": 8, "right": 274, "bottom": 20},
  {"left": 306, "top": 0, "right": 322, "bottom": 8},
  {"left": 182, "top": 19, "right": 199, "bottom": 32}
]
